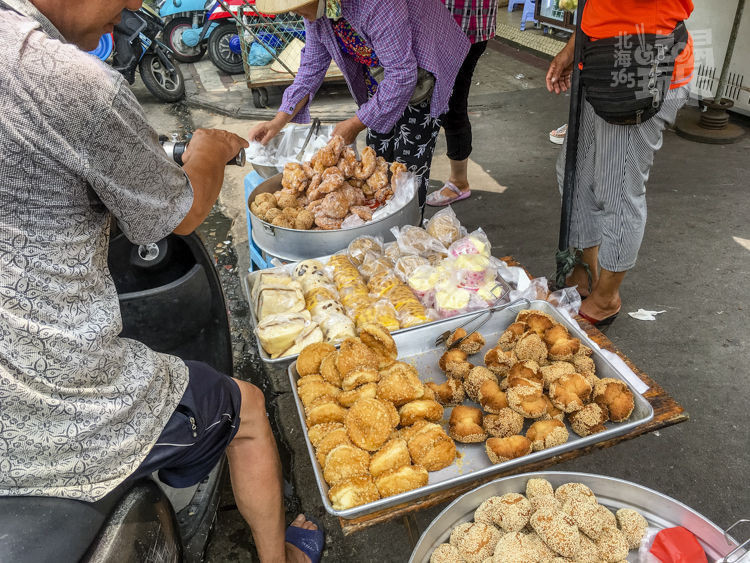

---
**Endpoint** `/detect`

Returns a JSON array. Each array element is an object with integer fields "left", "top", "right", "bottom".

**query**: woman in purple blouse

[{"left": 249, "top": 0, "right": 470, "bottom": 208}]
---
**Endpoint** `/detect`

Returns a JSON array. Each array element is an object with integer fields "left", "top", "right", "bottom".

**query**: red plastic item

[{"left": 650, "top": 526, "right": 708, "bottom": 563}]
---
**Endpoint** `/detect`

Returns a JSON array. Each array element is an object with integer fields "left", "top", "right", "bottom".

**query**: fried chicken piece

[
  {"left": 305, "top": 397, "right": 348, "bottom": 427},
  {"left": 426, "top": 378, "right": 465, "bottom": 407},
  {"left": 448, "top": 405, "right": 486, "bottom": 443},
  {"left": 281, "top": 161, "right": 309, "bottom": 192},
  {"left": 337, "top": 337, "right": 380, "bottom": 376},
  {"left": 337, "top": 382, "right": 377, "bottom": 408},
  {"left": 313, "top": 135, "right": 345, "bottom": 169},
  {"left": 315, "top": 427, "right": 351, "bottom": 466},
  {"left": 593, "top": 378, "right": 635, "bottom": 422},
  {"left": 345, "top": 397, "right": 398, "bottom": 451},
  {"left": 353, "top": 146, "right": 377, "bottom": 179},
  {"left": 530, "top": 507, "right": 581, "bottom": 559},
  {"left": 513, "top": 331, "right": 548, "bottom": 365},
  {"left": 485, "top": 435, "right": 532, "bottom": 464},
  {"left": 447, "top": 328, "right": 486, "bottom": 355},
  {"left": 492, "top": 492, "right": 533, "bottom": 532},
  {"left": 450, "top": 521, "right": 502, "bottom": 563},
  {"left": 507, "top": 385, "right": 547, "bottom": 418},
  {"left": 439, "top": 348, "right": 473, "bottom": 380},
  {"left": 549, "top": 373, "right": 592, "bottom": 413},
  {"left": 406, "top": 424, "right": 456, "bottom": 471},
  {"left": 297, "top": 342, "right": 336, "bottom": 376},
  {"left": 496, "top": 321, "right": 530, "bottom": 351},
  {"left": 328, "top": 474, "right": 380, "bottom": 510},
  {"left": 478, "top": 379, "right": 508, "bottom": 413},
  {"left": 369, "top": 437, "right": 411, "bottom": 477},
  {"left": 359, "top": 323, "right": 397, "bottom": 368},
  {"left": 484, "top": 346, "right": 517, "bottom": 377},
  {"left": 483, "top": 408, "right": 524, "bottom": 438},
  {"left": 569, "top": 403, "right": 609, "bottom": 437},
  {"left": 399, "top": 399, "right": 444, "bottom": 426},
  {"left": 341, "top": 367, "right": 379, "bottom": 391},
  {"left": 337, "top": 146, "right": 357, "bottom": 177},
  {"left": 298, "top": 381, "right": 340, "bottom": 408},
  {"left": 307, "top": 422, "right": 344, "bottom": 448},
  {"left": 374, "top": 464, "right": 428, "bottom": 498},
  {"left": 616, "top": 508, "right": 649, "bottom": 549},
  {"left": 376, "top": 364, "right": 424, "bottom": 407},
  {"left": 526, "top": 419, "right": 569, "bottom": 451}
]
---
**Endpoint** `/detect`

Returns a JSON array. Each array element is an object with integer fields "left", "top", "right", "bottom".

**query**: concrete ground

[{"left": 134, "top": 39, "right": 750, "bottom": 561}]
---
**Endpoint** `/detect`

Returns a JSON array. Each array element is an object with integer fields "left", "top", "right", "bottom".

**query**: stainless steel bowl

[{"left": 251, "top": 162, "right": 282, "bottom": 179}]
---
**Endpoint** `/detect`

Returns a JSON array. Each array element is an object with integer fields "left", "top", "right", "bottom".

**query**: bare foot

[
  {"left": 440, "top": 179, "right": 470, "bottom": 198},
  {"left": 285, "top": 514, "right": 319, "bottom": 563}
]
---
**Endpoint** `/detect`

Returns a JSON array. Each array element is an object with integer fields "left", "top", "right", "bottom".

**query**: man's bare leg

[
  {"left": 438, "top": 157, "right": 470, "bottom": 197},
  {"left": 567, "top": 246, "right": 599, "bottom": 297},
  {"left": 579, "top": 268, "right": 625, "bottom": 321},
  {"left": 227, "top": 379, "right": 317, "bottom": 563}
]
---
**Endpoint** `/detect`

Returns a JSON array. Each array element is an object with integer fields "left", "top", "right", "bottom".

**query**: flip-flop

[
  {"left": 578, "top": 309, "right": 620, "bottom": 328},
  {"left": 425, "top": 182, "right": 471, "bottom": 207},
  {"left": 285, "top": 517, "right": 325, "bottom": 563},
  {"left": 549, "top": 123, "right": 567, "bottom": 145}
]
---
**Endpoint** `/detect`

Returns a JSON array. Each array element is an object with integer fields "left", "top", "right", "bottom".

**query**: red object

[{"left": 650, "top": 527, "right": 708, "bottom": 563}]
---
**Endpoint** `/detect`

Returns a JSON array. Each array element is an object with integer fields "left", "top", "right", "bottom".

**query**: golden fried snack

[
  {"left": 507, "top": 358, "right": 541, "bottom": 382},
  {"left": 541, "top": 394, "right": 566, "bottom": 422},
  {"left": 297, "top": 374, "right": 324, "bottom": 388},
  {"left": 477, "top": 379, "right": 507, "bottom": 413},
  {"left": 353, "top": 146, "right": 377, "bottom": 179},
  {"left": 569, "top": 403, "right": 609, "bottom": 437},
  {"left": 429, "top": 543, "right": 463, "bottom": 563},
  {"left": 298, "top": 381, "right": 340, "bottom": 408},
  {"left": 439, "top": 348, "right": 467, "bottom": 373},
  {"left": 506, "top": 385, "right": 547, "bottom": 418},
  {"left": 513, "top": 331, "right": 548, "bottom": 365},
  {"left": 523, "top": 312, "right": 555, "bottom": 336},
  {"left": 322, "top": 443, "right": 370, "bottom": 485},
  {"left": 345, "top": 398, "right": 398, "bottom": 451},
  {"left": 337, "top": 337, "right": 379, "bottom": 376},
  {"left": 572, "top": 353, "right": 596, "bottom": 376},
  {"left": 250, "top": 199, "right": 274, "bottom": 221},
  {"left": 464, "top": 366, "right": 498, "bottom": 402},
  {"left": 275, "top": 188, "right": 301, "bottom": 209},
  {"left": 399, "top": 399, "right": 444, "bottom": 427},
  {"left": 294, "top": 208, "right": 315, "bottom": 230},
  {"left": 506, "top": 374, "right": 543, "bottom": 394},
  {"left": 315, "top": 427, "right": 351, "bottom": 466},
  {"left": 496, "top": 321, "right": 529, "bottom": 351},
  {"left": 446, "top": 328, "right": 486, "bottom": 355},
  {"left": 369, "top": 437, "right": 410, "bottom": 477},
  {"left": 328, "top": 474, "right": 380, "bottom": 510},
  {"left": 563, "top": 500, "right": 616, "bottom": 541},
  {"left": 555, "top": 482, "right": 597, "bottom": 505},
  {"left": 254, "top": 192, "right": 277, "bottom": 207},
  {"left": 483, "top": 346, "right": 517, "bottom": 376},
  {"left": 337, "top": 382, "right": 377, "bottom": 408},
  {"left": 473, "top": 496, "right": 504, "bottom": 525},
  {"left": 616, "top": 508, "right": 649, "bottom": 549},
  {"left": 271, "top": 214, "right": 294, "bottom": 228},
  {"left": 529, "top": 507, "right": 581, "bottom": 559},
  {"left": 450, "top": 522, "right": 502, "bottom": 563},
  {"left": 307, "top": 422, "right": 344, "bottom": 448},
  {"left": 398, "top": 419, "right": 437, "bottom": 441},
  {"left": 313, "top": 214, "right": 343, "bottom": 230},
  {"left": 365, "top": 156, "right": 389, "bottom": 192},
  {"left": 485, "top": 435, "right": 532, "bottom": 464},
  {"left": 492, "top": 532, "right": 543, "bottom": 563},
  {"left": 406, "top": 425, "right": 456, "bottom": 471},
  {"left": 313, "top": 135, "right": 345, "bottom": 168},
  {"left": 340, "top": 182, "right": 366, "bottom": 207},
  {"left": 376, "top": 364, "right": 424, "bottom": 407},
  {"left": 531, "top": 494, "right": 561, "bottom": 514},
  {"left": 526, "top": 419, "right": 569, "bottom": 451},
  {"left": 374, "top": 464, "right": 428, "bottom": 497},
  {"left": 577, "top": 534, "right": 602, "bottom": 563},
  {"left": 595, "top": 526, "right": 630, "bottom": 562},
  {"left": 516, "top": 309, "right": 556, "bottom": 324},
  {"left": 549, "top": 373, "right": 592, "bottom": 413},
  {"left": 426, "top": 378, "right": 466, "bottom": 407},
  {"left": 297, "top": 342, "right": 336, "bottom": 376},
  {"left": 309, "top": 167, "right": 345, "bottom": 202},
  {"left": 359, "top": 323, "right": 398, "bottom": 368},
  {"left": 483, "top": 408, "right": 524, "bottom": 438},
  {"left": 546, "top": 327, "right": 581, "bottom": 361},
  {"left": 526, "top": 477, "right": 554, "bottom": 499},
  {"left": 448, "top": 405, "right": 486, "bottom": 443},
  {"left": 337, "top": 146, "right": 357, "bottom": 176},
  {"left": 349, "top": 205, "right": 373, "bottom": 222},
  {"left": 305, "top": 398, "right": 348, "bottom": 428},
  {"left": 491, "top": 493, "right": 533, "bottom": 532},
  {"left": 342, "top": 367, "right": 379, "bottom": 391},
  {"left": 593, "top": 378, "right": 635, "bottom": 422},
  {"left": 264, "top": 207, "right": 282, "bottom": 223},
  {"left": 319, "top": 351, "right": 342, "bottom": 387},
  {"left": 540, "top": 361, "right": 577, "bottom": 389}
]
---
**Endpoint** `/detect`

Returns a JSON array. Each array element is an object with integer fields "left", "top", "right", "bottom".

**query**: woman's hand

[
  {"left": 248, "top": 115, "right": 287, "bottom": 145},
  {"left": 332, "top": 116, "right": 366, "bottom": 145},
  {"left": 546, "top": 36, "right": 575, "bottom": 94}
]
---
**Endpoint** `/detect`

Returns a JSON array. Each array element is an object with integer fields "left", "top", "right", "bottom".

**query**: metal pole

[{"left": 714, "top": 0, "right": 745, "bottom": 102}]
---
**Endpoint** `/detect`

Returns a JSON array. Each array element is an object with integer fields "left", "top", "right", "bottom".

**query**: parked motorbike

[
  {"left": 158, "top": 0, "right": 211, "bottom": 63},
  {"left": 91, "top": 6, "right": 185, "bottom": 102},
  {"left": 0, "top": 141, "right": 245, "bottom": 563}
]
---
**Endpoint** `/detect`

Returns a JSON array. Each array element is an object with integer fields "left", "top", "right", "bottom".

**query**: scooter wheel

[
  {"left": 163, "top": 17, "right": 207, "bottom": 63},
  {"left": 207, "top": 22, "right": 244, "bottom": 75},
  {"left": 139, "top": 53, "right": 186, "bottom": 103}
]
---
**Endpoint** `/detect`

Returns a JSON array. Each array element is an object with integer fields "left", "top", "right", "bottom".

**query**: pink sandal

[{"left": 425, "top": 182, "right": 471, "bottom": 207}]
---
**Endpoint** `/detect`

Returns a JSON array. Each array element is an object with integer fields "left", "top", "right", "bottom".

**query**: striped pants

[{"left": 556, "top": 85, "right": 690, "bottom": 272}]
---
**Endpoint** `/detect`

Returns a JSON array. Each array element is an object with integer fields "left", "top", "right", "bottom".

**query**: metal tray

[
  {"left": 242, "top": 259, "right": 512, "bottom": 364},
  {"left": 288, "top": 300, "right": 655, "bottom": 519},
  {"left": 409, "top": 471, "right": 747, "bottom": 563}
]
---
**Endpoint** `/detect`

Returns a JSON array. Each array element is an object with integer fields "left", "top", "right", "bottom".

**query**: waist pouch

[
  {"left": 370, "top": 66, "right": 436, "bottom": 106},
  {"left": 580, "top": 21, "right": 687, "bottom": 125}
]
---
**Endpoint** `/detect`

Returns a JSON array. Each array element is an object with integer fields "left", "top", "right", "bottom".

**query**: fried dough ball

[
  {"left": 281, "top": 161, "right": 309, "bottom": 192},
  {"left": 359, "top": 323, "right": 398, "bottom": 369},
  {"left": 328, "top": 474, "right": 380, "bottom": 510},
  {"left": 473, "top": 496, "right": 503, "bottom": 525},
  {"left": 507, "top": 359, "right": 541, "bottom": 381},
  {"left": 297, "top": 374, "right": 324, "bottom": 388},
  {"left": 555, "top": 482, "right": 597, "bottom": 505},
  {"left": 505, "top": 375, "right": 543, "bottom": 394},
  {"left": 549, "top": 373, "right": 592, "bottom": 413},
  {"left": 492, "top": 493, "right": 533, "bottom": 532},
  {"left": 298, "top": 381, "right": 341, "bottom": 408},
  {"left": 616, "top": 508, "right": 649, "bottom": 549},
  {"left": 305, "top": 397, "right": 348, "bottom": 427},
  {"left": 484, "top": 347, "right": 517, "bottom": 376},
  {"left": 345, "top": 398, "right": 398, "bottom": 451},
  {"left": 315, "top": 427, "right": 351, "bottom": 466},
  {"left": 426, "top": 378, "right": 466, "bottom": 407},
  {"left": 374, "top": 464, "right": 428, "bottom": 497},
  {"left": 516, "top": 309, "right": 556, "bottom": 325},
  {"left": 399, "top": 399, "right": 444, "bottom": 426},
  {"left": 446, "top": 328, "right": 486, "bottom": 355},
  {"left": 449, "top": 405, "right": 487, "bottom": 443},
  {"left": 406, "top": 424, "right": 456, "bottom": 471},
  {"left": 275, "top": 188, "right": 301, "bottom": 209},
  {"left": 307, "top": 422, "right": 344, "bottom": 448},
  {"left": 526, "top": 419, "right": 569, "bottom": 451},
  {"left": 250, "top": 199, "right": 274, "bottom": 221},
  {"left": 376, "top": 364, "right": 424, "bottom": 406},
  {"left": 320, "top": 351, "right": 342, "bottom": 387},
  {"left": 429, "top": 543, "right": 463, "bottom": 563},
  {"left": 464, "top": 366, "right": 498, "bottom": 402},
  {"left": 264, "top": 207, "right": 282, "bottom": 223},
  {"left": 271, "top": 214, "right": 294, "bottom": 228},
  {"left": 485, "top": 435, "right": 532, "bottom": 464},
  {"left": 342, "top": 367, "right": 379, "bottom": 391},
  {"left": 322, "top": 443, "right": 370, "bottom": 485},
  {"left": 523, "top": 312, "right": 555, "bottom": 336},
  {"left": 337, "top": 382, "right": 377, "bottom": 408},
  {"left": 450, "top": 522, "right": 503, "bottom": 563},
  {"left": 563, "top": 500, "right": 616, "bottom": 541},
  {"left": 313, "top": 213, "right": 343, "bottom": 230},
  {"left": 593, "top": 378, "right": 635, "bottom": 422},
  {"left": 541, "top": 394, "right": 566, "bottom": 422},
  {"left": 548, "top": 337, "right": 581, "bottom": 362},
  {"left": 531, "top": 494, "right": 561, "bottom": 514},
  {"left": 540, "top": 361, "right": 577, "bottom": 389},
  {"left": 543, "top": 323, "right": 569, "bottom": 347},
  {"left": 483, "top": 408, "right": 524, "bottom": 438},
  {"left": 513, "top": 332, "right": 548, "bottom": 365},
  {"left": 337, "top": 337, "right": 379, "bottom": 376},
  {"left": 254, "top": 192, "right": 277, "bottom": 207},
  {"left": 525, "top": 477, "right": 554, "bottom": 498},
  {"left": 369, "top": 437, "right": 410, "bottom": 477},
  {"left": 570, "top": 352, "right": 595, "bottom": 375},
  {"left": 529, "top": 507, "right": 581, "bottom": 559},
  {"left": 294, "top": 208, "right": 315, "bottom": 230},
  {"left": 439, "top": 348, "right": 473, "bottom": 380},
  {"left": 577, "top": 534, "right": 602, "bottom": 563},
  {"left": 595, "top": 526, "right": 630, "bottom": 562},
  {"left": 506, "top": 386, "right": 547, "bottom": 418},
  {"left": 496, "top": 321, "right": 529, "bottom": 351},
  {"left": 478, "top": 379, "right": 508, "bottom": 413},
  {"left": 569, "top": 403, "right": 609, "bottom": 437},
  {"left": 297, "top": 342, "right": 336, "bottom": 376},
  {"left": 314, "top": 135, "right": 345, "bottom": 168},
  {"left": 398, "top": 419, "right": 438, "bottom": 442},
  {"left": 492, "top": 532, "right": 549, "bottom": 563}
]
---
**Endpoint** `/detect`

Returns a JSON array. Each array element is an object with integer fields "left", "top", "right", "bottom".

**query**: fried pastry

[
  {"left": 337, "top": 382, "right": 377, "bottom": 408},
  {"left": 446, "top": 328, "right": 486, "bottom": 355},
  {"left": 516, "top": 309, "right": 555, "bottom": 325},
  {"left": 526, "top": 477, "right": 554, "bottom": 499},
  {"left": 547, "top": 334, "right": 581, "bottom": 361},
  {"left": 477, "top": 379, "right": 507, "bottom": 413},
  {"left": 429, "top": 543, "right": 463, "bottom": 563},
  {"left": 483, "top": 347, "right": 517, "bottom": 376},
  {"left": 337, "top": 337, "right": 379, "bottom": 376},
  {"left": 307, "top": 422, "right": 344, "bottom": 448},
  {"left": 577, "top": 534, "right": 603, "bottom": 563},
  {"left": 298, "top": 381, "right": 340, "bottom": 408},
  {"left": 507, "top": 359, "right": 541, "bottom": 381},
  {"left": 376, "top": 363, "right": 424, "bottom": 406},
  {"left": 328, "top": 474, "right": 380, "bottom": 510},
  {"left": 485, "top": 435, "right": 532, "bottom": 464},
  {"left": 513, "top": 331, "right": 548, "bottom": 365},
  {"left": 450, "top": 522, "right": 502, "bottom": 563},
  {"left": 319, "top": 351, "right": 342, "bottom": 387},
  {"left": 345, "top": 398, "right": 398, "bottom": 451},
  {"left": 358, "top": 322, "right": 398, "bottom": 368},
  {"left": 595, "top": 526, "right": 630, "bottom": 562},
  {"left": 399, "top": 399, "right": 444, "bottom": 426},
  {"left": 305, "top": 397, "right": 348, "bottom": 427},
  {"left": 563, "top": 500, "right": 616, "bottom": 541},
  {"left": 569, "top": 403, "right": 609, "bottom": 437},
  {"left": 496, "top": 321, "right": 529, "bottom": 351},
  {"left": 526, "top": 419, "right": 569, "bottom": 451},
  {"left": 530, "top": 507, "right": 581, "bottom": 559},
  {"left": 374, "top": 464, "right": 428, "bottom": 497},
  {"left": 439, "top": 348, "right": 473, "bottom": 379},
  {"left": 483, "top": 408, "right": 524, "bottom": 438},
  {"left": 369, "top": 437, "right": 411, "bottom": 477},
  {"left": 406, "top": 425, "right": 456, "bottom": 471},
  {"left": 296, "top": 342, "right": 336, "bottom": 377},
  {"left": 315, "top": 427, "right": 351, "bottom": 466},
  {"left": 616, "top": 508, "right": 649, "bottom": 549},
  {"left": 341, "top": 367, "right": 379, "bottom": 391},
  {"left": 464, "top": 366, "right": 498, "bottom": 402},
  {"left": 322, "top": 443, "right": 370, "bottom": 485},
  {"left": 555, "top": 482, "right": 597, "bottom": 505},
  {"left": 473, "top": 496, "right": 503, "bottom": 525},
  {"left": 540, "top": 394, "right": 566, "bottom": 421},
  {"left": 593, "top": 378, "right": 635, "bottom": 422},
  {"left": 549, "top": 373, "right": 592, "bottom": 412},
  {"left": 572, "top": 353, "right": 596, "bottom": 376},
  {"left": 398, "top": 419, "right": 439, "bottom": 442},
  {"left": 297, "top": 374, "right": 324, "bottom": 388},
  {"left": 492, "top": 492, "right": 533, "bottom": 532},
  {"left": 449, "top": 405, "right": 487, "bottom": 443},
  {"left": 426, "top": 378, "right": 466, "bottom": 406},
  {"left": 506, "top": 385, "right": 547, "bottom": 418},
  {"left": 523, "top": 312, "right": 555, "bottom": 336},
  {"left": 540, "top": 361, "right": 577, "bottom": 389},
  {"left": 492, "top": 532, "right": 541, "bottom": 563}
]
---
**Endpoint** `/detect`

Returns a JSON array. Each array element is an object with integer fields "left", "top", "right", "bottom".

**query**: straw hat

[{"left": 255, "top": 0, "right": 320, "bottom": 14}]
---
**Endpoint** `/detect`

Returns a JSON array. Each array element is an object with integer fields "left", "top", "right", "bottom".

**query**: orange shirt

[{"left": 582, "top": 0, "right": 694, "bottom": 88}]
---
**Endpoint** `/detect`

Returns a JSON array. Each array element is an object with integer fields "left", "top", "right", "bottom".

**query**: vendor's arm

[
  {"left": 355, "top": 0, "right": 418, "bottom": 134},
  {"left": 547, "top": 34, "right": 575, "bottom": 94},
  {"left": 249, "top": 94, "right": 310, "bottom": 145}
]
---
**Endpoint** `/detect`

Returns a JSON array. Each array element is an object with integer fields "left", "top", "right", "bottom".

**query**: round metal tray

[
  {"left": 247, "top": 174, "right": 421, "bottom": 261},
  {"left": 409, "top": 471, "right": 744, "bottom": 563}
]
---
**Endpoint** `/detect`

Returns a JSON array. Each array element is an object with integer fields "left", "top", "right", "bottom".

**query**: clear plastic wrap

[
  {"left": 347, "top": 235, "right": 384, "bottom": 266},
  {"left": 256, "top": 286, "right": 305, "bottom": 321},
  {"left": 425, "top": 206, "right": 466, "bottom": 247},
  {"left": 255, "top": 311, "right": 315, "bottom": 358},
  {"left": 367, "top": 270, "right": 401, "bottom": 298},
  {"left": 433, "top": 283, "right": 473, "bottom": 319},
  {"left": 358, "top": 252, "right": 394, "bottom": 282},
  {"left": 355, "top": 299, "right": 400, "bottom": 331},
  {"left": 393, "top": 255, "right": 429, "bottom": 282},
  {"left": 246, "top": 123, "right": 336, "bottom": 170},
  {"left": 451, "top": 254, "right": 494, "bottom": 290},
  {"left": 390, "top": 225, "right": 447, "bottom": 257},
  {"left": 319, "top": 312, "right": 357, "bottom": 343},
  {"left": 406, "top": 265, "right": 439, "bottom": 307},
  {"left": 447, "top": 228, "right": 491, "bottom": 258},
  {"left": 383, "top": 241, "right": 401, "bottom": 262}
]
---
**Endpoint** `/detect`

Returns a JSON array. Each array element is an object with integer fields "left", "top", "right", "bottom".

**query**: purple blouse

[{"left": 278, "top": 0, "right": 470, "bottom": 134}]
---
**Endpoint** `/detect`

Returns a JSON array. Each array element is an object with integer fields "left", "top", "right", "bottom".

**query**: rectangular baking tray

[
  {"left": 242, "top": 257, "right": 512, "bottom": 364},
  {"left": 288, "top": 299, "right": 655, "bottom": 519}
]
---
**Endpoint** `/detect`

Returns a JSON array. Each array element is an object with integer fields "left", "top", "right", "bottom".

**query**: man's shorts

[{"left": 125, "top": 361, "right": 242, "bottom": 488}]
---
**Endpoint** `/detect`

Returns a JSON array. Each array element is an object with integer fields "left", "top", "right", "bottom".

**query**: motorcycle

[
  {"left": 0, "top": 141, "right": 245, "bottom": 563},
  {"left": 90, "top": 6, "right": 185, "bottom": 103}
]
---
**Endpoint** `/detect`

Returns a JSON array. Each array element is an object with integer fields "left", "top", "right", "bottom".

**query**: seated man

[{"left": 0, "top": 1, "right": 321, "bottom": 561}]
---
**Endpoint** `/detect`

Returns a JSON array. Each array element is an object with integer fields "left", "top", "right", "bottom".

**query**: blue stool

[
  {"left": 520, "top": 0, "right": 538, "bottom": 30},
  {"left": 244, "top": 171, "right": 273, "bottom": 271},
  {"left": 508, "top": 0, "right": 525, "bottom": 11}
]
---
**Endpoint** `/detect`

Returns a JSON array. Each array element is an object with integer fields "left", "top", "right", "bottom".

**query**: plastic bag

[
  {"left": 451, "top": 254, "right": 494, "bottom": 289},
  {"left": 367, "top": 270, "right": 401, "bottom": 298},
  {"left": 369, "top": 171, "right": 418, "bottom": 223},
  {"left": 393, "top": 255, "right": 429, "bottom": 282},
  {"left": 247, "top": 41, "right": 275, "bottom": 66},
  {"left": 358, "top": 252, "right": 394, "bottom": 281},
  {"left": 546, "top": 286, "right": 581, "bottom": 317},
  {"left": 639, "top": 527, "right": 708, "bottom": 563},
  {"left": 406, "top": 265, "right": 439, "bottom": 307},
  {"left": 355, "top": 299, "right": 400, "bottom": 331},
  {"left": 246, "top": 123, "right": 336, "bottom": 169},
  {"left": 390, "top": 225, "right": 446, "bottom": 257},
  {"left": 347, "top": 235, "right": 384, "bottom": 266},
  {"left": 425, "top": 206, "right": 466, "bottom": 247},
  {"left": 383, "top": 241, "right": 401, "bottom": 262},
  {"left": 448, "top": 228, "right": 491, "bottom": 258}
]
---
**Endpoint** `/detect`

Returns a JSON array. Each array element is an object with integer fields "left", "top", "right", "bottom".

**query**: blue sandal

[{"left": 285, "top": 517, "right": 325, "bottom": 563}]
